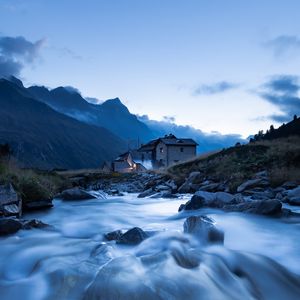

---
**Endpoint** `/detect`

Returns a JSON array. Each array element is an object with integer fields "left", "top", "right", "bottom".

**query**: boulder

[
  {"left": 286, "top": 186, "right": 300, "bottom": 206},
  {"left": 179, "top": 191, "right": 239, "bottom": 212},
  {"left": 0, "top": 218, "right": 22, "bottom": 235},
  {"left": 155, "top": 185, "right": 171, "bottom": 192},
  {"left": 60, "top": 187, "right": 96, "bottom": 201},
  {"left": 177, "top": 172, "right": 202, "bottom": 194},
  {"left": 24, "top": 199, "right": 53, "bottom": 211},
  {"left": 117, "top": 227, "right": 148, "bottom": 245},
  {"left": 0, "top": 184, "right": 22, "bottom": 217},
  {"left": 21, "top": 219, "right": 52, "bottom": 230},
  {"left": 281, "top": 182, "right": 298, "bottom": 190},
  {"left": 104, "top": 230, "right": 123, "bottom": 241},
  {"left": 224, "top": 199, "right": 282, "bottom": 216},
  {"left": 137, "top": 188, "right": 155, "bottom": 198},
  {"left": 183, "top": 215, "right": 224, "bottom": 244},
  {"left": 198, "top": 183, "right": 220, "bottom": 192},
  {"left": 237, "top": 178, "right": 269, "bottom": 193}
]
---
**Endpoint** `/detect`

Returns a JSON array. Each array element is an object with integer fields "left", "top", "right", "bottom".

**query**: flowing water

[{"left": 0, "top": 192, "right": 300, "bottom": 300}]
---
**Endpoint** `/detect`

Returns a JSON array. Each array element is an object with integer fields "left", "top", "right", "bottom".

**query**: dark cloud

[
  {"left": 163, "top": 115, "right": 176, "bottom": 123},
  {"left": 0, "top": 35, "right": 45, "bottom": 77},
  {"left": 265, "top": 35, "right": 300, "bottom": 57},
  {"left": 260, "top": 75, "right": 300, "bottom": 122},
  {"left": 0, "top": 56, "right": 22, "bottom": 77},
  {"left": 138, "top": 115, "right": 244, "bottom": 153},
  {"left": 193, "top": 81, "right": 238, "bottom": 96}
]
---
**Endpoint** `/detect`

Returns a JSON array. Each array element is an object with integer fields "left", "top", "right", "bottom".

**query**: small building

[
  {"left": 138, "top": 134, "right": 198, "bottom": 168},
  {"left": 113, "top": 152, "right": 136, "bottom": 173}
]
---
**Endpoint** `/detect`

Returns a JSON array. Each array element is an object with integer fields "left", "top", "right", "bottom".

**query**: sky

[{"left": 1, "top": 0, "right": 300, "bottom": 137}]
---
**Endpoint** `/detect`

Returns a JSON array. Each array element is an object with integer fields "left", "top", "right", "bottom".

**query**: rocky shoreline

[{"left": 1, "top": 169, "right": 300, "bottom": 236}]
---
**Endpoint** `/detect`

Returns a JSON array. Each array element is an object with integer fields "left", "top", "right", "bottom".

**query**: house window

[
  {"left": 180, "top": 147, "right": 184, "bottom": 152},
  {"left": 160, "top": 147, "right": 164, "bottom": 153}
]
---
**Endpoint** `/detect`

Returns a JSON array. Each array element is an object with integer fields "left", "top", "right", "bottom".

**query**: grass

[
  {"left": 0, "top": 159, "right": 68, "bottom": 205},
  {"left": 168, "top": 136, "right": 300, "bottom": 191}
]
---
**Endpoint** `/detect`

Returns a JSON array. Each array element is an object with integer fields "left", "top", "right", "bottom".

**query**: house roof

[
  {"left": 114, "top": 151, "right": 131, "bottom": 162},
  {"left": 138, "top": 134, "right": 198, "bottom": 151}
]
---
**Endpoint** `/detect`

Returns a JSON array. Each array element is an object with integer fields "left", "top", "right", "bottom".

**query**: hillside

[
  {"left": 28, "top": 85, "right": 154, "bottom": 145},
  {"left": 168, "top": 135, "right": 300, "bottom": 191},
  {"left": 0, "top": 79, "right": 127, "bottom": 169}
]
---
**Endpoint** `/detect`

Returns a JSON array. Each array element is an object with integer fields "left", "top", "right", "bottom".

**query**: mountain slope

[
  {"left": 27, "top": 85, "right": 154, "bottom": 145},
  {"left": 0, "top": 79, "right": 127, "bottom": 169}
]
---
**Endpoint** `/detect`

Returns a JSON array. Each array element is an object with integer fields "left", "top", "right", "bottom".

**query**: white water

[{"left": 0, "top": 193, "right": 300, "bottom": 300}]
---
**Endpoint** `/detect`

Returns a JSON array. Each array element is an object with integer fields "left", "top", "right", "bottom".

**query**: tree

[{"left": 0, "top": 143, "right": 12, "bottom": 160}]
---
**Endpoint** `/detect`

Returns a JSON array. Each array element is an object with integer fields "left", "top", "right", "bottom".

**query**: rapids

[{"left": 0, "top": 192, "right": 300, "bottom": 300}]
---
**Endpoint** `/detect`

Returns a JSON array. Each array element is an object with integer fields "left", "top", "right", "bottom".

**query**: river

[{"left": 0, "top": 192, "right": 300, "bottom": 300}]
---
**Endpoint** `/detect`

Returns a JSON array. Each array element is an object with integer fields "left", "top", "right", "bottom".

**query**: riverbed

[{"left": 0, "top": 193, "right": 300, "bottom": 300}]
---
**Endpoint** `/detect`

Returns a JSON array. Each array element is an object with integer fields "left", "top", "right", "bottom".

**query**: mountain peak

[{"left": 3, "top": 76, "right": 24, "bottom": 88}]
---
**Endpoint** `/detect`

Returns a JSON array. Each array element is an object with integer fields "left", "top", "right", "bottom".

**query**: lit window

[{"left": 160, "top": 147, "right": 163, "bottom": 153}]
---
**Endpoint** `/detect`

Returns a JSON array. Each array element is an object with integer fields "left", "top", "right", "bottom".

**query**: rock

[
  {"left": 117, "top": 227, "right": 148, "bottom": 245},
  {"left": 0, "top": 218, "right": 22, "bottom": 235},
  {"left": 155, "top": 185, "right": 171, "bottom": 192},
  {"left": 183, "top": 216, "right": 224, "bottom": 244},
  {"left": 104, "top": 230, "right": 123, "bottom": 241},
  {"left": 187, "top": 171, "right": 202, "bottom": 184},
  {"left": 150, "top": 192, "right": 178, "bottom": 199},
  {"left": 237, "top": 178, "right": 269, "bottom": 193},
  {"left": 0, "top": 184, "right": 22, "bottom": 217},
  {"left": 165, "top": 180, "right": 178, "bottom": 192},
  {"left": 198, "top": 183, "right": 220, "bottom": 192},
  {"left": 281, "top": 182, "right": 298, "bottom": 190},
  {"left": 137, "top": 188, "right": 155, "bottom": 198},
  {"left": 177, "top": 172, "right": 202, "bottom": 194},
  {"left": 177, "top": 182, "right": 192, "bottom": 193},
  {"left": 224, "top": 199, "right": 282, "bottom": 216},
  {"left": 22, "top": 219, "right": 52, "bottom": 230},
  {"left": 286, "top": 186, "right": 300, "bottom": 206},
  {"left": 24, "top": 199, "right": 53, "bottom": 211},
  {"left": 60, "top": 187, "right": 96, "bottom": 201}
]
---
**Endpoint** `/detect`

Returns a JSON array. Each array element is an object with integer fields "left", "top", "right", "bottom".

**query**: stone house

[{"left": 138, "top": 134, "right": 198, "bottom": 168}]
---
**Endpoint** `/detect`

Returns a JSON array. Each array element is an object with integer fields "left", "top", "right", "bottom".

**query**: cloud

[
  {"left": 138, "top": 115, "right": 244, "bottom": 153},
  {"left": 259, "top": 75, "right": 300, "bottom": 122},
  {"left": 0, "top": 35, "right": 45, "bottom": 77},
  {"left": 265, "top": 35, "right": 300, "bottom": 57},
  {"left": 64, "top": 86, "right": 81, "bottom": 94},
  {"left": 86, "top": 97, "right": 102, "bottom": 104},
  {"left": 193, "top": 81, "right": 238, "bottom": 96}
]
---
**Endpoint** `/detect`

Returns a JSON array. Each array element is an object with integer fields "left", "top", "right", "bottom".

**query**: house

[
  {"left": 138, "top": 134, "right": 198, "bottom": 168},
  {"left": 113, "top": 152, "right": 136, "bottom": 173}
]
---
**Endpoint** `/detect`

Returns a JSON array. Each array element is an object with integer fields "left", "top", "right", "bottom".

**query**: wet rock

[
  {"left": 0, "top": 218, "right": 22, "bottom": 235},
  {"left": 178, "top": 172, "right": 203, "bottom": 193},
  {"left": 224, "top": 199, "right": 282, "bottom": 216},
  {"left": 237, "top": 178, "right": 269, "bottom": 193},
  {"left": 183, "top": 216, "right": 224, "bottom": 244},
  {"left": 137, "top": 188, "right": 156, "bottom": 198},
  {"left": 198, "top": 183, "right": 220, "bottom": 192},
  {"left": 60, "top": 187, "right": 96, "bottom": 200},
  {"left": 104, "top": 230, "right": 123, "bottom": 241},
  {"left": 281, "top": 181, "right": 298, "bottom": 190},
  {"left": 0, "top": 184, "right": 22, "bottom": 217},
  {"left": 21, "top": 219, "right": 52, "bottom": 230},
  {"left": 285, "top": 186, "right": 300, "bottom": 206},
  {"left": 155, "top": 185, "right": 171, "bottom": 192},
  {"left": 117, "top": 227, "right": 149, "bottom": 245},
  {"left": 24, "top": 199, "right": 53, "bottom": 211},
  {"left": 179, "top": 191, "right": 240, "bottom": 212}
]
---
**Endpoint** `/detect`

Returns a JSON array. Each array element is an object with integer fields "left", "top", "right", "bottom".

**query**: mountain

[
  {"left": 27, "top": 85, "right": 154, "bottom": 146},
  {"left": 0, "top": 78, "right": 127, "bottom": 169}
]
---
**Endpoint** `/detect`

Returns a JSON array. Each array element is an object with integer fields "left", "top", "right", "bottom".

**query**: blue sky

[{"left": 1, "top": 0, "right": 300, "bottom": 137}]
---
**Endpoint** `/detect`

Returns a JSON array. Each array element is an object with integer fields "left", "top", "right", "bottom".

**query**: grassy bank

[
  {"left": 0, "top": 160, "right": 68, "bottom": 206},
  {"left": 168, "top": 136, "right": 300, "bottom": 191}
]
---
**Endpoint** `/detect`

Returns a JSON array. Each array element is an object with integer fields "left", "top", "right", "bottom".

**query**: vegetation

[
  {"left": 168, "top": 136, "right": 300, "bottom": 191},
  {"left": 0, "top": 145, "right": 68, "bottom": 206}
]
